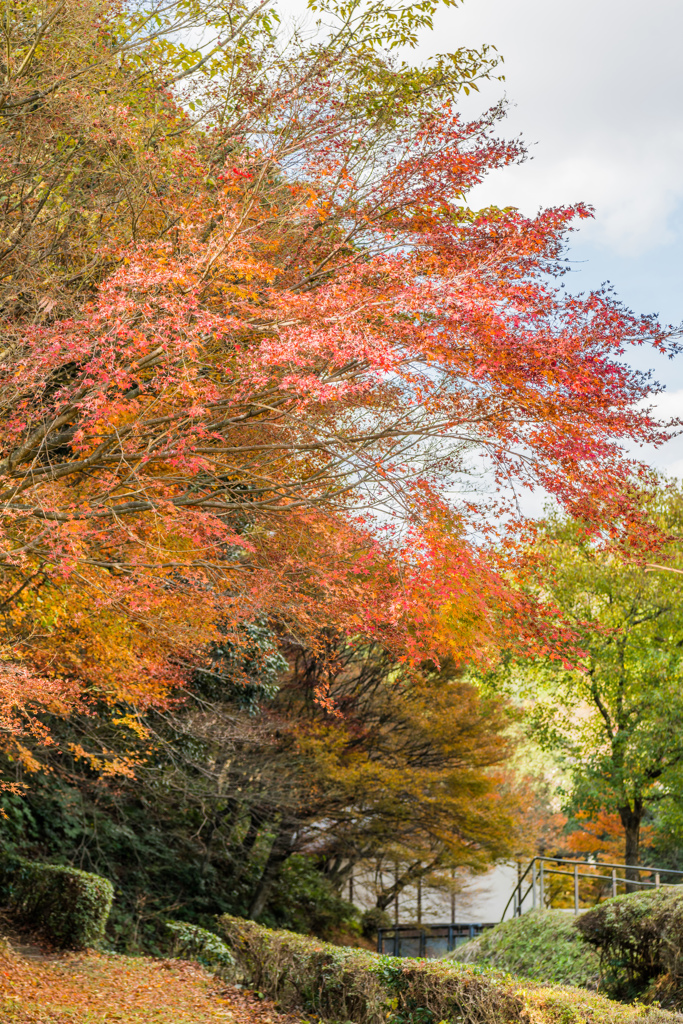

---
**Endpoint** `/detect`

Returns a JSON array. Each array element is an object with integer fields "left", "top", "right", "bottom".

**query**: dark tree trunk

[
  {"left": 619, "top": 800, "right": 643, "bottom": 891},
  {"left": 200, "top": 798, "right": 241, "bottom": 878},
  {"left": 239, "top": 812, "right": 262, "bottom": 856},
  {"left": 231, "top": 809, "right": 264, "bottom": 886},
  {"left": 248, "top": 824, "right": 295, "bottom": 920},
  {"left": 375, "top": 860, "right": 434, "bottom": 911}
]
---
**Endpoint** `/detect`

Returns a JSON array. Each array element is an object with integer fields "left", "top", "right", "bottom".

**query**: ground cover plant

[{"left": 445, "top": 909, "right": 600, "bottom": 990}]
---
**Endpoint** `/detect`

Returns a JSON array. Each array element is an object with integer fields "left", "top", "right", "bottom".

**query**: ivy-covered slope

[{"left": 445, "top": 909, "right": 600, "bottom": 989}]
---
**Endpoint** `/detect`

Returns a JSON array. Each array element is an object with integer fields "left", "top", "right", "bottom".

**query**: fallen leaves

[{"left": 0, "top": 940, "right": 311, "bottom": 1024}]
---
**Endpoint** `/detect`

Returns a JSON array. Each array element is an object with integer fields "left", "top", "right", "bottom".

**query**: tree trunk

[
  {"left": 200, "top": 798, "right": 241, "bottom": 878},
  {"left": 248, "top": 824, "right": 295, "bottom": 920},
  {"left": 619, "top": 800, "right": 643, "bottom": 892},
  {"left": 231, "top": 809, "right": 264, "bottom": 886}
]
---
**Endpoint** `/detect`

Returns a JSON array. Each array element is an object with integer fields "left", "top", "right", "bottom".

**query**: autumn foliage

[{"left": 0, "top": 0, "right": 674, "bottom": 775}]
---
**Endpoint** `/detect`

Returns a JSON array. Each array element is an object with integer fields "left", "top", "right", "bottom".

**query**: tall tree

[
  {"left": 0, "top": 632, "right": 521, "bottom": 940},
  {"left": 499, "top": 490, "right": 683, "bottom": 881},
  {"left": 0, "top": 0, "right": 675, "bottom": 749}
]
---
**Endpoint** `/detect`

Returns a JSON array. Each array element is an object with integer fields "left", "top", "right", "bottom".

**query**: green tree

[{"left": 503, "top": 490, "right": 683, "bottom": 881}]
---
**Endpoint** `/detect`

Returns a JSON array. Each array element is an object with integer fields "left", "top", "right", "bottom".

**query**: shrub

[
  {"left": 577, "top": 886, "right": 683, "bottom": 1006},
  {"left": 446, "top": 909, "right": 600, "bottom": 989},
  {"left": 216, "top": 913, "right": 682, "bottom": 1024},
  {"left": 261, "top": 854, "right": 360, "bottom": 940},
  {"left": 164, "top": 919, "right": 235, "bottom": 977},
  {"left": 0, "top": 857, "right": 113, "bottom": 949},
  {"left": 361, "top": 907, "right": 392, "bottom": 941}
]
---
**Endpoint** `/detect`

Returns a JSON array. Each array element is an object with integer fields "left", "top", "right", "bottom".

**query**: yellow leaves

[
  {"left": 112, "top": 714, "right": 151, "bottom": 740},
  {"left": 68, "top": 744, "right": 140, "bottom": 779},
  {"left": 13, "top": 744, "right": 42, "bottom": 774},
  {"left": 64, "top": 519, "right": 86, "bottom": 536}
]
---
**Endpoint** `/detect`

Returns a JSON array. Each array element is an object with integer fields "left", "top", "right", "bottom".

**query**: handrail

[
  {"left": 501, "top": 855, "right": 683, "bottom": 922},
  {"left": 521, "top": 857, "right": 683, "bottom": 875}
]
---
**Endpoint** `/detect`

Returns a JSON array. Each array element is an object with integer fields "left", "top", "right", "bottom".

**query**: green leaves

[{"left": 499, "top": 492, "right": 683, "bottom": 852}]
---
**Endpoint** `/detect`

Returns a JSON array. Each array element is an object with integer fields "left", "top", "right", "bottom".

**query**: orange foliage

[
  {"left": 0, "top": 0, "right": 674, "bottom": 748},
  {"left": 566, "top": 810, "right": 654, "bottom": 864}
]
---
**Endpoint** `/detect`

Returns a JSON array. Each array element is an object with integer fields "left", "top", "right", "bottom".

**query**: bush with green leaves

[
  {"left": 446, "top": 909, "right": 600, "bottom": 989},
  {"left": 577, "top": 887, "right": 683, "bottom": 1007},
  {"left": 164, "top": 920, "right": 235, "bottom": 976},
  {"left": 0, "top": 858, "right": 113, "bottom": 949},
  {"left": 361, "top": 907, "right": 392, "bottom": 941},
  {"left": 259, "top": 854, "right": 359, "bottom": 939},
  {"left": 216, "top": 913, "right": 681, "bottom": 1024}
]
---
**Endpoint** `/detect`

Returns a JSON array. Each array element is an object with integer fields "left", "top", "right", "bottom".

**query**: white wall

[{"left": 349, "top": 862, "right": 520, "bottom": 925}]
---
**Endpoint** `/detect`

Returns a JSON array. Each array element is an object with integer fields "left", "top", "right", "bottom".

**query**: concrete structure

[{"left": 349, "top": 862, "right": 519, "bottom": 926}]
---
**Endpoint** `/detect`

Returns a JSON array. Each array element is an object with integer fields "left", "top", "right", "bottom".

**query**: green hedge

[
  {"left": 446, "top": 909, "right": 600, "bottom": 989},
  {"left": 216, "top": 913, "right": 681, "bottom": 1024},
  {"left": 577, "top": 887, "right": 683, "bottom": 1007},
  {"left": 164, "top": 919, "right": 235, "bottom": 977},
  {"left": 0, "top": 858, "right": 113, "bottom": 949}
]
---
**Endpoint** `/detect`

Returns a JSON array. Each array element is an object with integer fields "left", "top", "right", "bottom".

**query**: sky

[{"left": 409, "top": 0, "right": 683, "bottom": 475}]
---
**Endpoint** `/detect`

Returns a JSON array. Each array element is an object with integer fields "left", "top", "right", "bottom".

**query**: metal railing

[
  {"left": 377, "top": 922, "right": 495, "bottom": 958},
  {"left": 501, "top": 856, "right": 683, "bottom": 921}
]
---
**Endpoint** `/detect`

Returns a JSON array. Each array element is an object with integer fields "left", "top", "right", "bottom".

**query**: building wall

[{"left": 349, "top": 862, "right": 520, "bottom": 925}]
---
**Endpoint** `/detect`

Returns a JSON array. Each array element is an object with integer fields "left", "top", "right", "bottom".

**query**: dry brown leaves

[{"left": 0, "top": 938, "right": 313, "bottom": 1024}]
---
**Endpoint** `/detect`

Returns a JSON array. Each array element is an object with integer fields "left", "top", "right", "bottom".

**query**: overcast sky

[{"left": 410, "top": 0, "right": 683, "bottom": 474}]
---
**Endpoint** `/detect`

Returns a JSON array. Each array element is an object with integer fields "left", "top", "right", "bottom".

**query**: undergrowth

[{"left": 445, "top": 909, "right": 600, "bottom": 989}]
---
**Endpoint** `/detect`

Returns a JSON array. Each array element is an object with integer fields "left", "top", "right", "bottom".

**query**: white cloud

[
  {"left": 414, "top": 0, "right": 683, "bottom": 256},
  {"left": 634, "top": 389, "right": 683, "bottom": 476}
]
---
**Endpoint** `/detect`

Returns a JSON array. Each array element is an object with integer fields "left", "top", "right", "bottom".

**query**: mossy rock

[{"left": 444, "top": 909, "right": 600, "bottom": 989}]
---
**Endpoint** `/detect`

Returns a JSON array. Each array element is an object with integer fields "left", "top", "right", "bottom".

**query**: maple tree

[{"left": 0, "top": 0, "right": 676, "bottom": 757}]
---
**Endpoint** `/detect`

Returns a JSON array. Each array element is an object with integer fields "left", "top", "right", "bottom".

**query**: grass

[{"left": 445, "top": 909, "right": 600, "bottom": 989}]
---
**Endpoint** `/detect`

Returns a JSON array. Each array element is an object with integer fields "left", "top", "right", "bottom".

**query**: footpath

[{"left": 0, "top": 936, "right": 305, "bottom": 1024}]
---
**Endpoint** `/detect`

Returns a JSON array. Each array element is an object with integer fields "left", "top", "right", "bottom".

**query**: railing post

[
  {"left": 532, "top": 859, "right": 537, "bottom": 909},
  {"left": 539, "top": 859, "right": 545, "bottom": 908},
  {"left": 516, "top": 861, "right": 522, "bottom": 916},
  {"left": 574, "top": 863, "right": 579, "bottom": 914},
  {"left": 612, "top": 868, "right": 617, "bottom": 898},
  {"left": 656, "top": 872, "right": 661, "bottom": 889}
]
